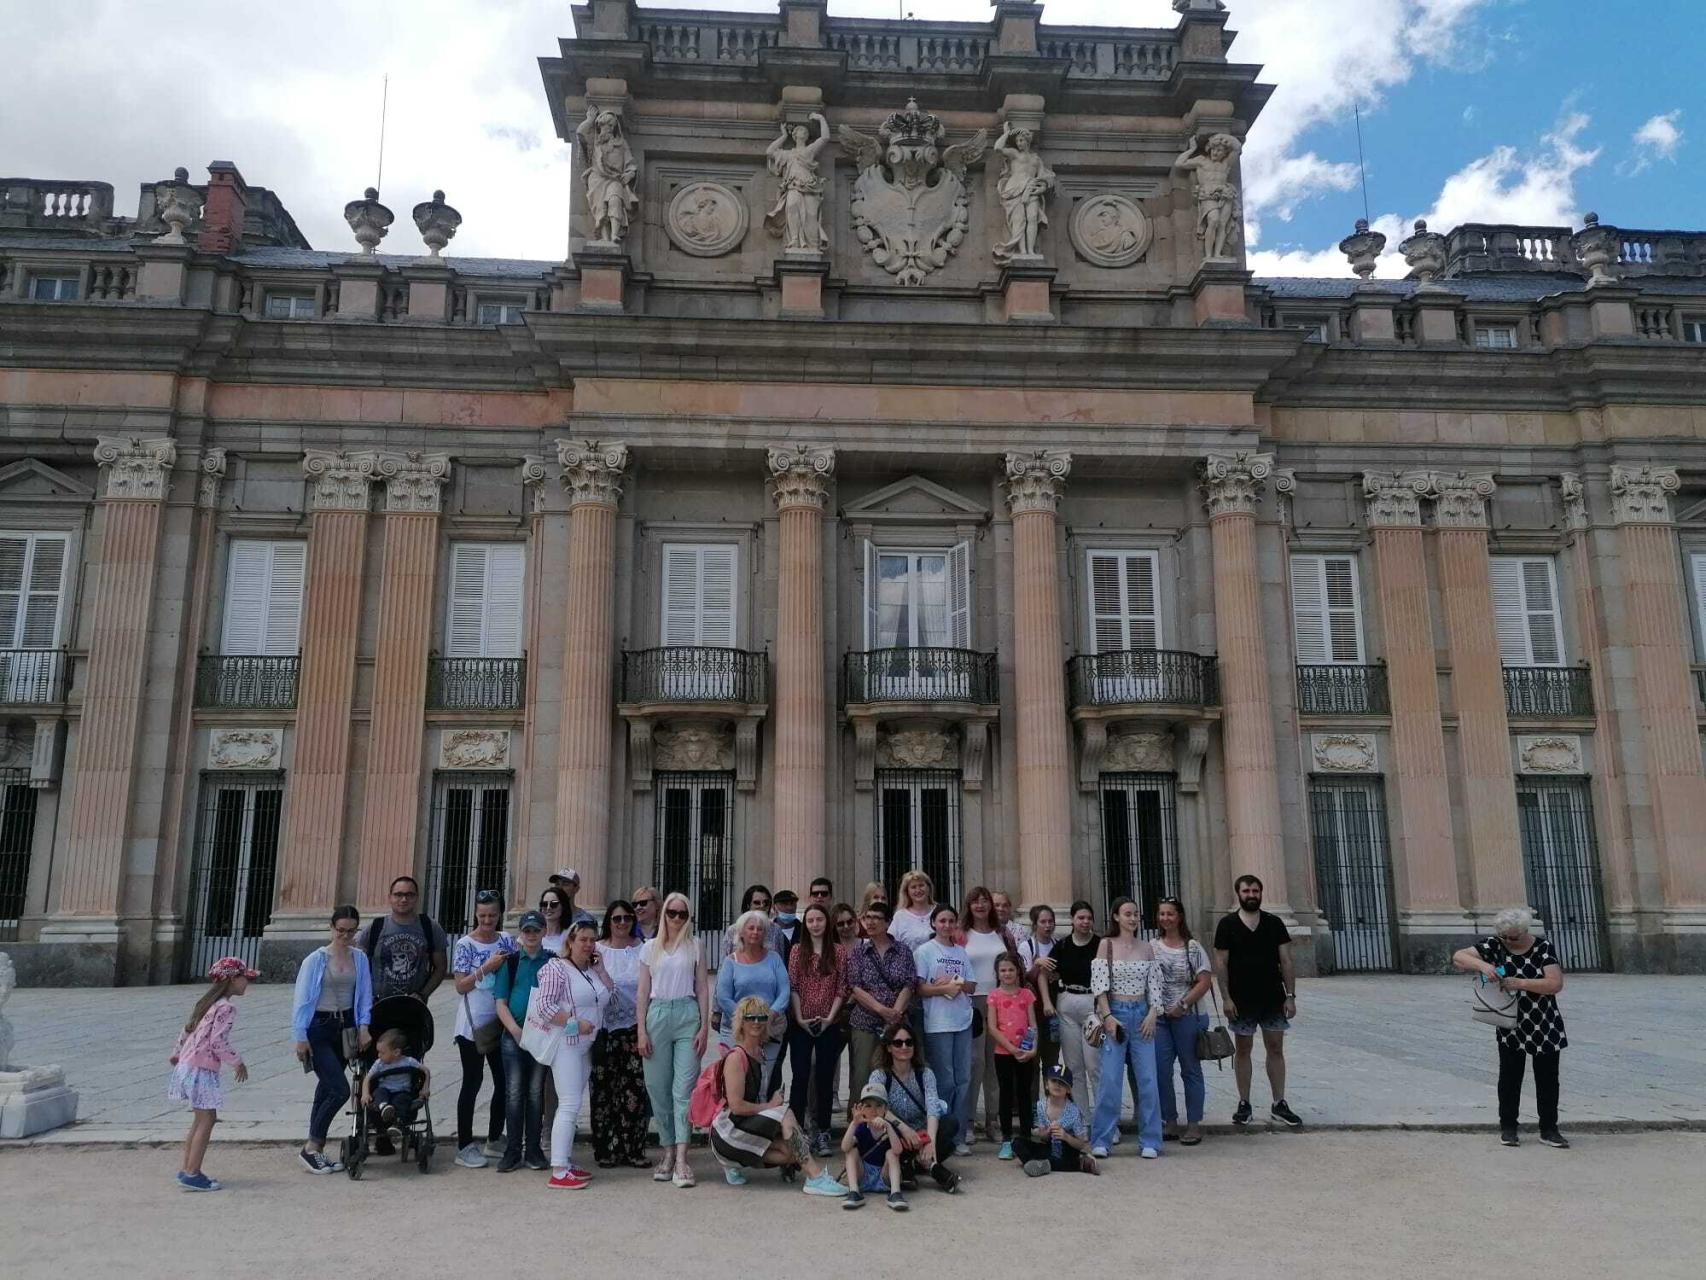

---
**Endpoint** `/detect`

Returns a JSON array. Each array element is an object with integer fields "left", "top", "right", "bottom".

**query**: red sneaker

[
  {"left": 568, "top": 1164, "right": 593, "bottom": 1180},
  {"left": 548, "top": 1170, "right": 591, "bottom": 1189}
]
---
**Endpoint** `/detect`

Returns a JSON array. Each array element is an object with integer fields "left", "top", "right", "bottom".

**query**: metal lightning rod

[
  {"left": 375, "top": 73, "right": 390, "bottom": 195},
  {"left": 1354, "top": 102, "right": 1371, "bottom": 223}
]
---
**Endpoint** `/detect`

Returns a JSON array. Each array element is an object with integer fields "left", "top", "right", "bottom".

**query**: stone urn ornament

[
  {"left": 1339, "top": 218, "right": 1386, "bottom": 280},
  {"left": 155, "top": 167, "right": 202, "bottom": 246},
  {"left": 1571, "top": 213, "right": 1620, "bottom": 286},
  {"left": 411, "top": 190, "right": 462, "bottom": 258},
  {"left": 0, "top": 951, "right": 80, "bottom": 1137},
  {"left": 344, "top": 187, "right": 394, "bottom": 256},
  {"left": 1399, "top": 218, "right": 1447, "bottom": 282}
]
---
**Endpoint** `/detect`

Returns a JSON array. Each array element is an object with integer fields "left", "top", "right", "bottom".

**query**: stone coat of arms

[{"left": 838, "top": 100, "right": 988, "bottom": 286}]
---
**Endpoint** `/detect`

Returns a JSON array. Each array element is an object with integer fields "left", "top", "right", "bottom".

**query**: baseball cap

[
  {"left": 208, "top": 956, "right": 260, "bottom": 981},
  {"left": 773, "top": 889, "right": 798, "bottom": 905},
  {"left": 1045, "top": 1063, "right": 1073, "bottom": 1088},
  {"left": 518, "top": 910, "right": 546, "bottom": 931},
  {"left": 552, "top": 868, "right": 580, "bottom": 884},
  {"left": 859, "top": 1081, "right": 888, "bottom": 1103}
]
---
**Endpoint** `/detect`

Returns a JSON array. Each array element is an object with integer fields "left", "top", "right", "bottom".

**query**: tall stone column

[
  {"left": 768, "top": 444, "right": 835, "bottom": 896},
  {"left": 552, "top": 440, "right": 629, "bottom": 908},
  {"left": 355, "top": 453, "right": 450, "bottom": 909},
  {"left": 1428, "top": 471, "right": 1527, "bottom": 919},
  {"left": 1609, "top": 465, "right": 1706, "bottom": 933},
  {"left": 274, "top": 450, "right": 376, "bottom": 923},
  {"left": 51, "top": 438, "right": 177, "bottom": 949},
  {"left": 1200, "top": 452, "right": 1291, "bottom": 915},
  {"left": 1003, "top": 449, "right": 1074, "bottom": 907},
  {"left": 1363, "top": 473, "right": 1464, "bottom": 959}
]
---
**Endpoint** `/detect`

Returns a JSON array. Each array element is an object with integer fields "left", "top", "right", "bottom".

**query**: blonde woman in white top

[
  {"left": 635, "top": 891, "right": 710, "bottom": 1187},
  {"left": 1088, "top": 897, "right": 1164, "bottom": 1159},
  {"left": 890, "top": 870, "right": 936, "bottom": 952}
]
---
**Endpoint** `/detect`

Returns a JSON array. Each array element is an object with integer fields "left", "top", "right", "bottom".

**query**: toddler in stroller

[
  {"left": 362, "top": 1029, "right": 431, "bottom": 1128},
  {"left": 340, "top": 994, "right": 438, "bottom": 1177}
]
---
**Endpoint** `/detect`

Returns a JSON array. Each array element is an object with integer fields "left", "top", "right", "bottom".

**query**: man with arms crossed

[{"left": 1212, "top": 874, "right": 1301, "bottom": 1128}]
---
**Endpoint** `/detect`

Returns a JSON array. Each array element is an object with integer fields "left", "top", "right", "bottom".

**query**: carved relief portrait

[
  {"left": 1069, "top": 194, "right": 1152, "bottom": 268},
  {"left": 666, "top": 181, "right": 749, "bottom": 257}
]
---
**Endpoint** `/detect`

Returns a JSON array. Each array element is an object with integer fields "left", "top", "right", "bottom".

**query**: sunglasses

[
  {"left": 539, "top": 901, "right": 561, "bottom": 909},
  {"left": 475, "top": 890, "right": 501, "bottom": 905},
  {"left": 889, "top": 1038, "right": 914, "bottom": 1048},
  {"left": 634, "top": 899, "right": 654, "bottom": 909},
  {"left": 608, "top": 914, "right": 634, "bottom": 924},
  {"left": 742, "top": 1012, "right": 770, "bottom": 1023},
  {"left": 665, "top": 908, "right": 689, "bottom": 920}
]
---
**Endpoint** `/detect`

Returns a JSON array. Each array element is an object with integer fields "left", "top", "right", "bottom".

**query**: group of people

[{"left": 164, "top": 868, "right": 1574, "bottom": 1195}]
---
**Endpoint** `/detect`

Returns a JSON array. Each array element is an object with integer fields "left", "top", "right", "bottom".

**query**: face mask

[{"left": 776, "top": 912, "right": 797, "bottom": 925}]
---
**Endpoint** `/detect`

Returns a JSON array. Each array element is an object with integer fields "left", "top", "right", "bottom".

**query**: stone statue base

[{"left": 0, "top": 1066, "right": 78, "bottom": 1138}]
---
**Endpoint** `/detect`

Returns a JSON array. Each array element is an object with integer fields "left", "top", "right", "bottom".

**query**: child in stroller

[
  {"left": 362, "top": 1029, "right": 431, "bottom": 1129},
  {"left": 339, "top": 993, "right": 438, "bottom": 1177}
]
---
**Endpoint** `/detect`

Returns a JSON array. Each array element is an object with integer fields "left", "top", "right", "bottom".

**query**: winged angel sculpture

[{"left": 838, "top": 100, "right": 988, "bottom": 286}]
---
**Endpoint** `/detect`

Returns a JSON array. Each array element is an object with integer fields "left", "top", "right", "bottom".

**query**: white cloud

[{"left": 1620, "top": 109, "right": 1683, "bottom": 176}]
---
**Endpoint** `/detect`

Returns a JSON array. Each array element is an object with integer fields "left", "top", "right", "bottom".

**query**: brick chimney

[{"left": 198, "top": 161, "right": 249, "bottom": 254}]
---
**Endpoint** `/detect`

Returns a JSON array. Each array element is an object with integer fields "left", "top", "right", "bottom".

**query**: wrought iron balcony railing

[
  {"left": 1066, "top": 649, "right": 1219, "bottom": 710},
  {"left": 1503, "top": 665, "right": 1593, "bottom": 718},
  {"left": 1693, "top": 665, "right": 1706, "bottom": 712},
  {"left": 621, "top": 647, "right": 767, "bottom": 704},
  {"left": 428, "top": 656, "right": 526, "bottom": 711},
  {"left": 0, "top": 649, "right": 67, "bottom": 704},
  {"left": 1296, "top": 663, "right": 1390, "bottom": 716},
  {"left": 195, "top": 655, "right": 299, "bottom": 709},
  {"left": 843, "top": 648, "right": 997, "bottom": 705}
]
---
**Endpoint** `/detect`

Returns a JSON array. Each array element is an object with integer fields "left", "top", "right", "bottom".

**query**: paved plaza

[{"left": 2, "top": 974, "right": 1703, "bottom": 1144}]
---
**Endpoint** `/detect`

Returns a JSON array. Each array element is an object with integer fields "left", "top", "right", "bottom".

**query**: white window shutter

[
  {"left": 1692, "top": 553, "right": 1706, "bottom": 661},
  {"left": 948, "top": 541, "right": 971, "bottom": 648},
  {"left": 19, "top": 535, "right": 67, "bottom": 649},
  {"left": 1521, "top": 558, "right": 1563, "bottom": 666},
  {"left": 864, "top": 540, "right": 879, "bottom": 651},
  {"left": 1489, "top": 557, "right": 1533, "bottom": 664},
  {"left": 1088, "top": 551, "right": 1127, "bottom": 653},
  {"left": 446, "top": 543, "right": 488, "bottom": 658},
  {"left": 1088, "top": 550, "right": 1161, "bottom": 652},
  {"left": 1323, "top": 556, "right": 1365, "bottom": 663},
  {"left": 221, "top": 540, "right": 271, "bottom": 655},
  {"left": 484, "top": 544, "right": 525, "bottom": 657},
  {"left": 1290, "top": 555, "right": 1329, "bottom": 664},
  {"left": 698, "top": 545, "right": 737, "bottom": 648},
  {"left": 1124, "top": 552, "right": 1160, "bottom": 649},
  {"left": 262, "top": 542, "right": 305, "bottom": 655},
  {"left": 0, "top": 537, "right": 23, "bottom": 648}
]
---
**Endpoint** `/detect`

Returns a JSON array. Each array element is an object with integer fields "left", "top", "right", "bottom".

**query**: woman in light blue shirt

[
  {"left": 716, "top": 909, "right": 791, "bottom": 1076},
  {"left": 912, "top": 904, "right": 975, "bottom": 1156},
  {"left": 290, "top": 906, "right": 373, "bottom": 1174}
]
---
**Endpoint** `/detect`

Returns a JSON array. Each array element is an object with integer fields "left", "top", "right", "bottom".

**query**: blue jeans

[
  {"left": 924, "top": 1026, "right": 973, "bottom": 1148},
  {"left": 306, "top": 1011, "right": 351, "bottom": 1144},
  {"left": 499, "top": 1031, "right": 548, "bottom": 1165},
  {"left": 1153, "top": 1011, "right": 1207, "bottom": 1125},
  {"left": 1091, "top": 1001, "right": 1162, "bottom": 1152}
]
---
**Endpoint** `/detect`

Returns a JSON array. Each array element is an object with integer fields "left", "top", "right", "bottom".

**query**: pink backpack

[{"left": 687, "top": 1044, "right": 741, "bottom": 1128}]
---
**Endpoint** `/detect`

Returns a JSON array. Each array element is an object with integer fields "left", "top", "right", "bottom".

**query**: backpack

[
  {"left": 363, "top": 912, "right": 439, "bottom": 963},
  {"left": 687, "top": 1044, "right": 740, "bottom": 1129}
]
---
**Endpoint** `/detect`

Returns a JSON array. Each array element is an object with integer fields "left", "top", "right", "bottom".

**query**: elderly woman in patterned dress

[{"left": 1454, "top": 907, "right": 1570, "bottom": 1149}]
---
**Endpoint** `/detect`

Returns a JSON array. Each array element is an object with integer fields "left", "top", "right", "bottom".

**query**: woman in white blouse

[
  {"left": 961, "top": 885, "right": 1016, "bottom": 1146},
  {"left": 1089, "top": 897, "right": 1164, "bottom": 1160},
  {"left": 1151, "top": 897, "right": 1214, "bottom": 1146},
  {"left": 890, "top": 870, "right": 937, "bottom": 952},
  {"left": 635, "top": 891, "right": 710, "bottom": 1188},
  {"left": 591, "top": 899, "right": 649, "bottom": 1169}
]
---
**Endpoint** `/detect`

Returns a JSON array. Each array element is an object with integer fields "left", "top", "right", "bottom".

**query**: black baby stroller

[{"left": 340, "top": 994, "right": 438, "bottom": 1178}]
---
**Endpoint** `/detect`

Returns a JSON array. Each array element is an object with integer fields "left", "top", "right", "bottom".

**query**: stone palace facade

[{"left": 3, "top": 0, "right": 1705, "bottom": 984}]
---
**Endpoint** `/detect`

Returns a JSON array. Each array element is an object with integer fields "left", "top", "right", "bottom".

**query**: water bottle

[{"left": 1020, "top": 1028, "right": 1035, "bottom": 1053}]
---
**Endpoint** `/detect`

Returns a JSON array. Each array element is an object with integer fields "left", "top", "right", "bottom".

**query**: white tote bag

[
  {"left": 1470, "top": 976, "right": 1520, "bottom": 1030},
  {"left": 518, "top": 984, "right": 568, "bottom": 1065}
]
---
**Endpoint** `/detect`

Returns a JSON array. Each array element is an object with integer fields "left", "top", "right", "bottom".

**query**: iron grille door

[
  {"left": 428, "top": 773, "right": 513, "bottom": 935},
  {"left": 654, "top": 771, "right": 735, "bottom": 957},
  {"left": 187, "top": 774, "right": 283, "bottom": 975},
  {"left": 1307, "top": 776, "right": 1397, "bottom": 973},
  {"left": 0, "top": 768, "right": 37, "bottom": 939},
  {"left": 875, "top": 768, "right": 962, "bottom": 907},
  {"left": 1515, "top": 777, "right": 1608, "bottom": 971},
  {"left": 1098, "top": 772, "right": 1179, "bottom": 932}
]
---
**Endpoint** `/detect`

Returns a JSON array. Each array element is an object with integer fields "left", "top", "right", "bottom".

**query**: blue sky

[{"left": 2, "top": 0, "right": 1701, "bottom": 274}]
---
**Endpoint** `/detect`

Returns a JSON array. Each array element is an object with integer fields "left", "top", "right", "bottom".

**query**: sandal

[
  {"left": 673, "top": 1166, "right": 696, "bottom": 1188},
  {"left": 1181, "top": 1124, "right": 1203, "bottom": 1146},
  {"left": 652, "top": 1160, "right": 673, "bottom": 1182}
]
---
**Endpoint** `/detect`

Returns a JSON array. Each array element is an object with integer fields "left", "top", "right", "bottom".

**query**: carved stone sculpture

[
  {"left": 1173, "top": 133, "right": 1243, "bottom": 262},
  {"left": 1517, "top": 735, "right": 1583, "bottom": 775},
  {"left": 654, "top": 725, "right": 734, "bottom": 771},
  {"left": 94, "top": 437, "right": 176, "bottom": 501},
  {"left": 155, "top": 168, "right": 201, "bottom": 245},
  {"left": 412, "top": 190, "right": 462, "bottom": 258},
  {"left": 576, "top": 106, "right": 639, "bottom": 248},
  {"left": 0, "top": 952, "right": 79, "bottom": 1138},
  {"left": 1339, "top": 218, "right": 1386, "bottom": 280},
  {"left": 877, "top": 727, "right": 955, "bottom": 769},
  {"left": 838, "top": 100, "right": 988, "bottom": 286},
  {"left": 1312, "top": 733, "right": 1377, "bottom": 772},
  {"left": 558, "top": 440, "right": 630, "bottom": 508},
  {"left": 765, "top": 114, "right": 831, "bottom": 255},
  {"left": 1070, "top": 193, "right": 1151, "bottom": 268},
  {"left": 440, "top": 729, "right": 511, "bottom": 770},
  {"left": 1609, "top": 464, "right": 1679, "bottom": 525},
  {"left": 992, "top": 123, "right": 1055, "bottom": 263},
  {"left": 1399, "top": 219, "right": 1447, "bottom": 282},
  {"left": 668, "top": 182, "right": 749, "bottom": 257},
  {"left": 343, "top": 188, "right": 394, "bottom": 256},
  {"left": 1103, "top": 732, "right": 1174, "bottom": 773},
  {"left": 1571, "top": 213, "right": 1619, "bottom": 287},
  {"left": 208, "top": 728, "right": 282, "bottom": 771}
]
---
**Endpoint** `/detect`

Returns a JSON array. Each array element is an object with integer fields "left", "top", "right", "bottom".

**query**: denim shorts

[{"left": 1228, "top": 1014, "right": 1291, "bottom": 1037}]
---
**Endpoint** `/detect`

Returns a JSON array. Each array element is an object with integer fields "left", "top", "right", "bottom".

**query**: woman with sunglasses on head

[
  {"left": 591, "top": 899, "right": 650, "bottom": 1170},
  {"left": 636, "top": 892, "right": 709, "bottom": 1187},
  {"left": 709, "top": 995, "right": 848, "bottom": 1196},
  {"left": 1151, "top": 896, "right": 1213, "bottom": 1146},
  {"left": 1089, "top": 896, "right": 1165, "bottom": 1160},
  {"left": 866, "top": 1025, "right": 960, "bottom": 1192},
  {"left": 450, "top": 891, "right": 517, "bottom": 1169}
]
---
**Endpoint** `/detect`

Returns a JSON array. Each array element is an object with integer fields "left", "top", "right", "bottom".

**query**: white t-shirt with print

[{"left": 452, "top": 932, "right": 518, "bottom": 1040}]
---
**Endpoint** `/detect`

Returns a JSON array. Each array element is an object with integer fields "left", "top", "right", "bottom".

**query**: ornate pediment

[
  {"left": 0, "top": 459, "right": 95, "bottom": 502},
  {"left": 842, "top": 475, "right": 987, "bottom": 522}
]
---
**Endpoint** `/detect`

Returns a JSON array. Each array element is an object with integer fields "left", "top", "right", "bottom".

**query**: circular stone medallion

[
  {"left": 1069, "top": 193, "right": 1152, "bottom": 268},
  {"left": 666, "top": 181, "right": 748, "bottom": 257}
]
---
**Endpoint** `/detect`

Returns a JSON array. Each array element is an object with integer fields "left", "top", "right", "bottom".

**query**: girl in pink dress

[{"left": 167, "top": 956, "right": 256, "bottom": 1190}]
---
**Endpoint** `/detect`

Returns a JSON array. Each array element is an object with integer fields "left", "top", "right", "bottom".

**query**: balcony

[
  {"left": 1067, "top": 650, "right": 1219, "bottom": 711},
  {"left": 843, "top": 648, "right": 998, "bottom": 706},
  {"left": 0, "top": 650, "right": 68, "bottom": 704},
  {"left": 622, "top": 647, "right": 767, "bottom": 705},
  {"left": 1296, "top": 664, "right": 1390, "bottom": 716},
  {"left": 428, "top": 656, "right": 526, "bottom": 711},
  {"left": 195, "top": 655, "right": 299, "bottom": 709},
  {"left": 1503, "top": 665, "right": 1593, "bottom": 719},
  {"left": 1694, "top": 665, "right": 1706, "bottom": 712}
]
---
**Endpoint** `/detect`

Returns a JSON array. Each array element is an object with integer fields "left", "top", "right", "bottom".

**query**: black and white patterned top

[{"left": 1473, "top": 935, "right": 1568, "bottom": 1054}]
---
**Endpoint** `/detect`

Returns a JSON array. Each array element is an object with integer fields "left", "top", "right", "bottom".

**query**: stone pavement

[{"left": 3, "top": 974, "right": 1702, "bottom": 1145}]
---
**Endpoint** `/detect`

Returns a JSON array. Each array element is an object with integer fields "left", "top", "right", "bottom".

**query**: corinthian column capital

[
  {"left": 767, "top": 443, "right": 836, "bottom": 511},
  {"left": 1003, "top": 449, "right": 1072, "bottom": 516},
  {"left": 1361, "top": 471, "right": 1428, "bottom": 527},
  {"left": 375, "top": 451, "right": 451, "bottom": 513},
  {"left": 557, "top": 439, "right": 630, "bottom": 508},
  {"left": 94, "top": 436, "right": 177, "bottom": 501},
  {"left": 1199, "top": 451, "right": 1275, "bottom": 518},
  {"left": 1559, "top": 473, "right": 1588, "bottom": 531},
  {"left": 304, "top": 449, "right": 379, "bottom": 512},
  {"left": 1609, "top": 463, "right": 1680, "bottom": 525},
  {"left": 1421, "top": 470, "right": 1496, "bottom": 529},
  {"left": 198, "top": 448, "right": 228, "bottom": 509}
]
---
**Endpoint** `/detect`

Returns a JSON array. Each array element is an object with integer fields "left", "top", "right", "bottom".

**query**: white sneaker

[
  {"left": 482, "top": 1138, "right": 505, "bottom": 1159},
  {"left": 1139, "top": 1147, "right": 1160, "bottom": 1160},
  {"left": 455, "top": 1143, "right": 488, "bottom": 1168},
  {"left": 1090, "top": 1144, "right": 1109, "bottom": 1159}
]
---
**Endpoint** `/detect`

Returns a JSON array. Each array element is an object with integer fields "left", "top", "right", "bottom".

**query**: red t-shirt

[{"left": 987, "top": 986, "right": 1036, "bottom": 1055}]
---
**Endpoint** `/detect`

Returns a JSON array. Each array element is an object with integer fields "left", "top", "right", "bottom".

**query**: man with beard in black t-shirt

[{"left": 1212, "top": 875, "right": 1301, "bottom": 1129}]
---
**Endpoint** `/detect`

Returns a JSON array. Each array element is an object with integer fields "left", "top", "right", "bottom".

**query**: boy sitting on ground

[
  {"left": 361, "top": 1028, "right": 430, "bottom": 1130},
  {"left": 842, "top": 1082, "right": 908, "bottom": 1212}
]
